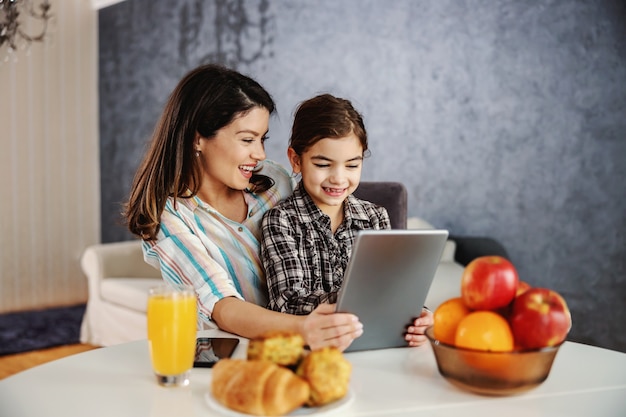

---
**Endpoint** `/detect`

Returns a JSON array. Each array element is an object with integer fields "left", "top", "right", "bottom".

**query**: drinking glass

[{"left": 147, "top": 284, "right": 197, "bottom": 387}]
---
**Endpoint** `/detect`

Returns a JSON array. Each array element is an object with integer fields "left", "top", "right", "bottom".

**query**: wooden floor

[{"left": 0, "top": 344, "right": 100, "bottom": 380}]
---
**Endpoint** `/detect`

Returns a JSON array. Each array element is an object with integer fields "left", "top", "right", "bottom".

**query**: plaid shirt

[{"left": 261, "top": 181, "right": 391, "bottom": 315}]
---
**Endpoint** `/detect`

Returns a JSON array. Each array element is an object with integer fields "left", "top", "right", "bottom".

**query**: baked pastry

[
  {"left": 211, "top": 359, "right": 310, "bottom": 416},
  {"left": 247, "top": 331, "right": 305, "bottom": 366},
  {"left": 296, "top": 347, "right": 352, "bottom": 406}
]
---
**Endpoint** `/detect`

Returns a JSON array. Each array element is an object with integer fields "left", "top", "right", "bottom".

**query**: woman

[{"left": 124, "top": 64, "right": 362, "bottom": 351}]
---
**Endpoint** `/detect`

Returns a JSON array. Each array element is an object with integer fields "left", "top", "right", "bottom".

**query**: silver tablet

[{"left": 336, "top": 229, "right": 449, "bottom": 352}]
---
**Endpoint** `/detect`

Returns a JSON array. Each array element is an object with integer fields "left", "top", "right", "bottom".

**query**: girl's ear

[{"left": 287, "top": 147, "right": 301, "bottom": 173}]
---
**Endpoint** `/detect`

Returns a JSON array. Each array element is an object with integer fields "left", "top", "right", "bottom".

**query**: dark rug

[{"left": 0, "top": 304, "right": 86, "bottom": 356}]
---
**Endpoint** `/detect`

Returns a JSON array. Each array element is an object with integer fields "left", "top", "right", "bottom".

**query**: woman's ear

[
  {"left": 287, "top": 147, "right": 301, "bottom": 173},
  {"left": 194, "top": 132, "right": 203, "bottom": 152}
]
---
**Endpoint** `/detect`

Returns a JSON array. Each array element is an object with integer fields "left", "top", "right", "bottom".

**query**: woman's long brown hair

[{"left": 124, "top": 64, "right": 275, "bottom": 241}]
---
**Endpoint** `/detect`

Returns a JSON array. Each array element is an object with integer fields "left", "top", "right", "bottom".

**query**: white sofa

[
  {"left": 79, "top": 240, "right": 162, "bottom": 346},
  {"left": 79, "top": 217, "right": 465, "bottom": 346}
]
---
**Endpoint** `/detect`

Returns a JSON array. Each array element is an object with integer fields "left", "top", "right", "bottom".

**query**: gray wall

[{"left": 98, "top": 0, "right": 626, "bottom": 352}]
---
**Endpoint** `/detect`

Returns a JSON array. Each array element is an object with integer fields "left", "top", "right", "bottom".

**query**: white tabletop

[{"left": 1, "top": 329, "right": 625, "bottom": 417}]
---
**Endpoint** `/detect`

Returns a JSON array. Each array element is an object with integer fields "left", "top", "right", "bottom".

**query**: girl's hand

[
  {"left": 405, "top": 307, "right": 434, "bottom": 347},
  {"left": 301, "top": 303, "right": 363, "bottom": 352}
]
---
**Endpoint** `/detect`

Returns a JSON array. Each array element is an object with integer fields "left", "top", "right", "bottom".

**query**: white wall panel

[{"left": 0, "top": 0, "right": 99, "bottom": 312}]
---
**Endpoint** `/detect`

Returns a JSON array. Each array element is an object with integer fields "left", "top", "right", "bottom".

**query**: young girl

[
  {"left": 261, "top": 94, "right": 432, "bottom": 347},
  {"left": 124, "top": 65, "right": 363, "bottom": 351}
]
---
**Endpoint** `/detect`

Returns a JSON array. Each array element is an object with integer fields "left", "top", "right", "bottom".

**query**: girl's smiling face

[{"left": 289, "top": 133, "right": 364, "bottom": 214}]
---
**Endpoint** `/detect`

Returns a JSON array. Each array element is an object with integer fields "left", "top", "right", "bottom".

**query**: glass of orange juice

[{"left": 147, "top": 284, "right": 197, "bottom": 387}]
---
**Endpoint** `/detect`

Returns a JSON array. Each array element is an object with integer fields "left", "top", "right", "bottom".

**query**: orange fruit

[
  {"left": 455, "top": 311, "right": 514, "bottom": 377},
  {"left": 433, "top": 297, "right": 471, "bottom": 345},
  {"left": 455, "top": 311, "right": 514, "bottom": 352}
]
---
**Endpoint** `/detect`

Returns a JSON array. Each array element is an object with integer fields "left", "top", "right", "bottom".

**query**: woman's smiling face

[{"left": 196, "top": 107, "right": 270, "bottom": 191}]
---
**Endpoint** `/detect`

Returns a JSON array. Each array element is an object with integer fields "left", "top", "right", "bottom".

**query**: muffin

[
  {"left": 296, "top": 347, "right": 352, "bottom": 406},
  {"left": 247, "top": 331, "right": 305, "bottom": 367}
]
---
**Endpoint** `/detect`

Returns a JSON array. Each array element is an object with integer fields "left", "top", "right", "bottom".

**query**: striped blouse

[{"left": 142, "top": 160, "right": 294, "bottom": 328}]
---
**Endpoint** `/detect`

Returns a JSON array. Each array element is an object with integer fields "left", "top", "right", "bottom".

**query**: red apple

[
  {"left": 510, "top": 288, "right": 572, "bottom": 349},
  {"left": 461, "top": 256, "right": 519, "bottom": 310},
  {"left": 516, "top": 280, "right": 531, "bottom": 296}
]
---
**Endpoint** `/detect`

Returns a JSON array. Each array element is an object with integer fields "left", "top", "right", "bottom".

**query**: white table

[{"left": 1, "top": 329, "right": 625, "bottom": 417}]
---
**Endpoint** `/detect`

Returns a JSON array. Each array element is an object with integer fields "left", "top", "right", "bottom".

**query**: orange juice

[{"left": 147, "top": 287, "right": 197, "bottom": 376}]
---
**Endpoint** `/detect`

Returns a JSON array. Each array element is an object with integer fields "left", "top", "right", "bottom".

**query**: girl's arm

[{"left": 406, "top": 308, "right": 434, "bottom": 347}]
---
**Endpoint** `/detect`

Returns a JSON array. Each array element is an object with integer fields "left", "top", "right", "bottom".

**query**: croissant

[{"left": 211, "top": 359, "right": 310, "bottom": 416}]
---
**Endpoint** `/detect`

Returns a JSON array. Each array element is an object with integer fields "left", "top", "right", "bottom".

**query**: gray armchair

[{"left": 353, "top": 181, "right": 407, "bottom": 229}]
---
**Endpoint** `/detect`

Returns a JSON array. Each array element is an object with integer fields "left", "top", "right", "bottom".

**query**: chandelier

[{"left": 0, "top": 0, "right": 52, "bottom": 61}]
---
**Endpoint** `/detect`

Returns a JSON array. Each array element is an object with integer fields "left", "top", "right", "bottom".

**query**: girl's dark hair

[
  {"left": 289, "top": 93, "right": 368, "bottom": 156},
  {"left": 125, "top": 64, "right": 275, "bottom": 241}
]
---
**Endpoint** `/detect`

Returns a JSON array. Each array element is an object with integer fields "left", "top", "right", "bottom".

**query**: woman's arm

[
  {"left": 148, "top": 217, "right": 364, "bottom": 351},
  {"left": 213, "top": 297, "right": 363, "bottom": 351}
]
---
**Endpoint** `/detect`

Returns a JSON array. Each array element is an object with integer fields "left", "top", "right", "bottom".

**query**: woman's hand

[
  {"left": 301, "top": 303, "right": 363, "bottom": 352},
  {"left": 405, "top": 307, "right": 434, "bottom": 347}
]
